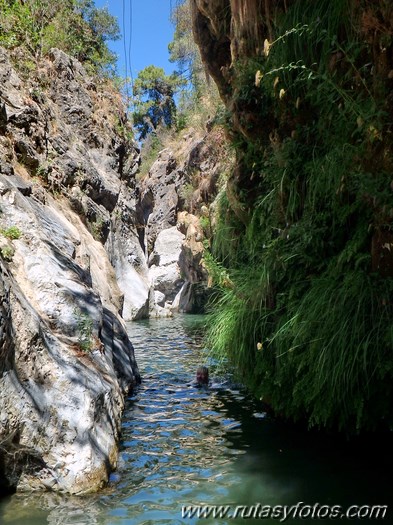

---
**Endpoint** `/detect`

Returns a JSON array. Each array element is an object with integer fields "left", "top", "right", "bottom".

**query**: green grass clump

[
  {"left": 0, "top": 245, "right": 15, "bottom": 261},
  {"left": 1, "top": 226, "right": 21, "bottom": 240},
  {"left": 75, "top": 309, "right": 94, "bottom": 353},
  {"left": 207, "top": 255, "right": 393, "bottom": 432}
]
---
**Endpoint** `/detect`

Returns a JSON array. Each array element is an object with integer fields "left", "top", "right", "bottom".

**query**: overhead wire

[
  {"left": 128, "top": 0, "right": 134, "bottom": 107},
  {"left": 122, "top": 0, "right": 130, "bottom": 107}
]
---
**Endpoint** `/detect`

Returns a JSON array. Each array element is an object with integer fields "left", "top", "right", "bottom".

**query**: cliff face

[
  {"left": 0, "top": 38, "right": 225, "bottom": 492},
  {"left": 191, "top": 1, "right": 393, "bottom": 431},
  {"left": 137, "top": 129, "right": 226, "bottom": 315},
  {"left": 0, "top": 47, "right": 142, "bottom": 493}
]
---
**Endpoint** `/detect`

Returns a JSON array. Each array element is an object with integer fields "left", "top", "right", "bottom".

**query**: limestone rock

[
  {"left": 149, "top": 227, "right": 185, "bottom": 303},
  {"left": 105, "top": 187, "right": 151, "bottom": 321},
  {"left": 0, "top": 172, "right": 140, "bottom": 494},
  {"left": 139, "top": 149, "right": 185, "bottom": 252},
  {"left": 135, "top": 126, "right": 229, "bottom": 313},
  {"left": 0, "top": 46, "right": 142, "bottom": 494},
  {"left": 154, "top": 290, "right": 166, "bottom": 307},
  {"left": 172, "top": 281, "right": 212, "bottom": 314}
]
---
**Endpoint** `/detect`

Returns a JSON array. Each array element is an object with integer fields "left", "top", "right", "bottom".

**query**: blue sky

[{"left": 94, "top": 0, "right": 177, "bottom": 80}]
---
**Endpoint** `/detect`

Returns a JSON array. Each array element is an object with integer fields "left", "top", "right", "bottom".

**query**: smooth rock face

[
  {"left": 0, "top": 47, "right": 141, "bottom": 494},
  {"left": 0, "top": 174, "right": 139, "bottom": 494},
  {"left": 149, "top": 227, "right": 185, "bottom": 304},
  {"left": 105, "top": 192, "right": 150, "bottom": 321}
]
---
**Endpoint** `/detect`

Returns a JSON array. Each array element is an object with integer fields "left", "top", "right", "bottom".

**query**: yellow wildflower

[
  {"left": 263, "top": 39, "right": 271, "bottom": 57},
  {"left": 255, "top": 70, "right": 263, "bottom": 87}
]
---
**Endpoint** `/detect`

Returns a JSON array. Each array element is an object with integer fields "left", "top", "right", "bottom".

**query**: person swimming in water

[{"left": 195, "top": 366, "right": 209, "bottom": 386}]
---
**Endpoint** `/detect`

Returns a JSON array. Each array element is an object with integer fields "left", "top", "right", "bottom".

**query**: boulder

[{"left": 149, "top": 227, "right": 185, "bottom": 302}]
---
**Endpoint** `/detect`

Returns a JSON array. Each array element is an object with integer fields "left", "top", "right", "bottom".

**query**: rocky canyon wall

[
  {"left": 0, "top": 46, "right": 144, "bottom": 494},
  {"left": 0, "top": 38, "right": 223, "bottom": 492}
]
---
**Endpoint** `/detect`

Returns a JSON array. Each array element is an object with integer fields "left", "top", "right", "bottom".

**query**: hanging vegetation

[{"left": 198, "top": 0, "right": 393, "bottom": 432}]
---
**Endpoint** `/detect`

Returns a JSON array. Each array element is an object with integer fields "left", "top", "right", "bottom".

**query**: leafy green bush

[{"left": 0, "top": 0, "right": 119, "bottom": 75}]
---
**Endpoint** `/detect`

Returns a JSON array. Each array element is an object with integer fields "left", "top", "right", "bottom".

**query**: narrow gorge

[
  {"left": 0, "top": 40, "right": 219, "bottom": 493},
  {"left": 0, "top": 0, "right": 392, "bottom": 514}
]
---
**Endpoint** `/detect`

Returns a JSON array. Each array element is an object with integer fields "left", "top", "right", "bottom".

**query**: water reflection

[
  {"left": 0, "top": 491, "right": 104, "bottom": 525},
  {"left": 0, "top": 315, "right": 391, "bottom": 524}
]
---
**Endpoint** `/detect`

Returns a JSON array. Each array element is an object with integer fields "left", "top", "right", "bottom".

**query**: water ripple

[{"left": 1, "top": 315, "right": 391, "bottom": 525}]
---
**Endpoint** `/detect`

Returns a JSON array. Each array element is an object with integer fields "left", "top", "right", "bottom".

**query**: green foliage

[
  {"left": 0, "top": 0, "right": 120, "bottom": 74},
  {"left": 206, "top": 0, "right": 393, "bottom": 433},
  {"left": 210, "top": 190, "right": 246, "bottom": 267},
  {"left": 75, "top": 308, "right": 93, "bottom": 353},
  {"left": 0, "top": 245, "right": 15, "bottom": 261},
  {"left": 36, "top": 161, "right": 51, "bottom": 183},
  {"left": 90, "top": 216, "right": 105, "bottom": 241},
  {"left": 169, "top": 0, "right": 204, "bottom": 88},
  {"left": 178, "top": 182, "right": 195, "bottom": 209},
  {"left": 199, "top": 216, "right": 210, "bottom": 234},
  {"left": 168, "top": 0, "right": 223, "bottom": 131},
  {"left": 132, "top": 65, "right": 185, "bottom": 140},
  {"left": 1, "top": 226, "right": 22, "bottom": 240},
  {"left": 137, "top": 133, "right": 164, "bottom": 180}
]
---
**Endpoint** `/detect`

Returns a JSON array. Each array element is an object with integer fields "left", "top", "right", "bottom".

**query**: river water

[{"left": 0, "top": 315, "right": 391, "bottom": 524}]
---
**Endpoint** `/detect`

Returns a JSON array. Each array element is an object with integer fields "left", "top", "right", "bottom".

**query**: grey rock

[
  {"left": 6, "top": 174, "right": 32, "bottom": 196},
  {"left": 172, "top": 281, "right": 212, "bottom": 314},
  {"left": 149, "top": 227, "right": 185, "bottom": 302},
  {"left": 105, "top": 190, "right": 150, "bottom": 321},
  {"left": 0, "top": 174, "right": 139, "bottom": 494},
  {"left": 14, "top": 138, "right": 39, "bottom": 170},
  {"left": 0, "top": 160, "right": 13, "bottom": 176},
  {"left": 0, "top": 102, "right": 7, "bottom": 132},
  {"left": 154, "top": 290, "right": 166, "bottom": 307},
  {"left": 0, "top": 46, "right": 142, "bottom": 495},
  {"left": 138, "top": 149, "right": 184, "bottom": 252}
]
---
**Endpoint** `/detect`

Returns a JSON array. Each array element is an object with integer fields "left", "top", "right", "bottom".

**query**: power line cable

[
  {"left": 122, "top": 0, "right": 130, "bottom": 106},
  {"left": 128, "top": 0, "right": 134, "bottom": 108}
]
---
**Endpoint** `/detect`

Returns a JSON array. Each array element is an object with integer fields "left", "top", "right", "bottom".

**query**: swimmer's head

[{"left": 196, "top": 366, "right": 209, "bottom": 385}]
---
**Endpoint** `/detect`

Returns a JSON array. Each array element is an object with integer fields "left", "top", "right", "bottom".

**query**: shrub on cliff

[{"left": 0, "top": 0, "right": 120, "bottom": 74}]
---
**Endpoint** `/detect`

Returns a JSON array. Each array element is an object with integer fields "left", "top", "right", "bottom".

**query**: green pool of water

[{"left": 0, "top": 315, "right": 391, "bottom": 524}]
